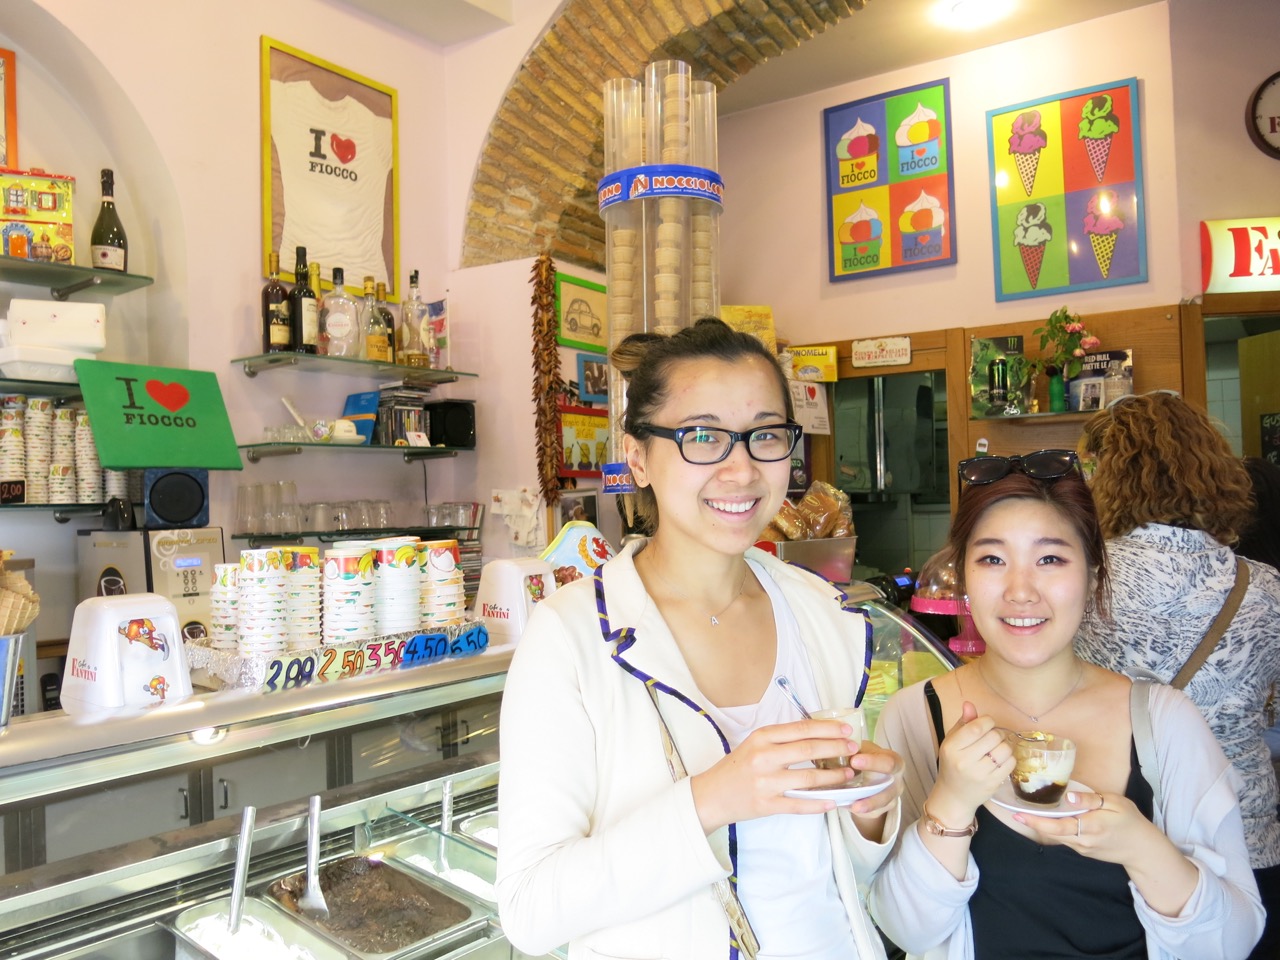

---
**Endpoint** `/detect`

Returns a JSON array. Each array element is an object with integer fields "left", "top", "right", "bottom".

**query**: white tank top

[{"left": 702, "top": 560, "right": 858, "bottom": 959}]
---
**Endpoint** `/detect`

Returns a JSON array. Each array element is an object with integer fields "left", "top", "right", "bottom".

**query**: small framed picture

[
  {"left": 577, "top": 353, "right": 608, "bottom": 404},
  {"left": 556, "top": 272, "right": 607, "bottom": 353},
  {"left": 557, "top": 490, "right": 599, "bottom": 529},
  {"left": 0, "top": 49, "right": 17, "bottom": 168}
]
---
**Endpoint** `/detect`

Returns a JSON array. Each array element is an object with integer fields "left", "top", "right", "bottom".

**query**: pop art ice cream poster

[
  {"left": 986, "top": 78, "right": 1147, "bottom": 302},
  {"left": 823, "top": 79, "right": 957, "bottom": 283}
]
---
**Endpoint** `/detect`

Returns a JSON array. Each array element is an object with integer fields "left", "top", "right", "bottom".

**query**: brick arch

[{"left": 461, "top": 0, "right": 868, "bottom": 272}]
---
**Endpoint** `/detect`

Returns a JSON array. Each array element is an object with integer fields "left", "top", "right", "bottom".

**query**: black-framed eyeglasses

[
  {"left": 640, "top": 421, "right": 803, "bottom": 465},
  {"left": 957, "top": 449, "right": 1081, "bottom": 489}
]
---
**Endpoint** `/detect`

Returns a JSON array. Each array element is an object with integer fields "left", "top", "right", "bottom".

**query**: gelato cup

[{"left": 1010, "top": 731, "right": 1076, "bottom": 806}]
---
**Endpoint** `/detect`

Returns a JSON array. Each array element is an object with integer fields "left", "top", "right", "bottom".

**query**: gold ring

[{"left": 1097, "top": 796, "right": 1105, "bottom": 810}]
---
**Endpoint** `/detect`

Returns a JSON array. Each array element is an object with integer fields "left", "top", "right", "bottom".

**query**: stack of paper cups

[
  {"left": 373, "top": 537, "right": 421, "bottom": 635},
  {"left": 322, "top": 546, "right": 375, "bottom": 646},
  {"left": 284, "top": 546, "right": 322, "bottom": 650},
  {"left": 237, "top": 548, "right": 287, "bottom": 656},
  {"left": 103, "top": 468, "right": 130, "bottom": 501},
  {"left": 209, "top": 563, "right": 239, "bottom": 650},
  {"left": 0, "top": 396, "right": 24, "bottom": 489},
  {"left": 74, "top": 409, "right": 103, "bottom": 503},
  {"left": 419, "top": 539, "right": 466, "bottom": 628},
  {"left": 49, "top": 406, "right": 76, "bottom": 503},
  {"left": 23, "top": 396, "right": 53, "bottom": 503}
]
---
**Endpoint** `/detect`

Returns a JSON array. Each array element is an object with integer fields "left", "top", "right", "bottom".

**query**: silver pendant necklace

[
  {"left": 644, "top": 553, "right": 749, "bottom": 626},
  {"left": 977, "top": 658, "right": 1084, "bottom": 723}
]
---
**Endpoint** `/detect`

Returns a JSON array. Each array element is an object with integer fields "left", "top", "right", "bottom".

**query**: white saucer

[
  {"left": 990, "top": 779, "right": 1093, "bottom": 818},
  {"left": 331, "top": 434, "right": 366, "bottom": 445},
  {"left": 784, "top": 770, "right": 895, "bottom": 806}
]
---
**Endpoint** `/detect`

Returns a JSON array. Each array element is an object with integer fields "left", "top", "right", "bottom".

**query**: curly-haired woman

[{"left": 1076, "top": 391, "right": 1280, "bottom": 960}]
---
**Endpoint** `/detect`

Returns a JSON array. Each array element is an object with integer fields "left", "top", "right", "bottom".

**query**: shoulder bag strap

[
  {"left": 1170, "top": 557, "right": 1250, "bottom": 690},
  {"left": 1130, "top": 678, "right": 1163, "bottom": 813},
  {"left": 643, "top": 684, "right": 760, "bottom": 960}
]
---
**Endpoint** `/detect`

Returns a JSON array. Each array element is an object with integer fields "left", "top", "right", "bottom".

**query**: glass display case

[{"left": 0, "top": 589, "right": 953, "bottom": 959}]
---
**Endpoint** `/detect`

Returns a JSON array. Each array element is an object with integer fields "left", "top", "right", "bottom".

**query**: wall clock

[{"left": 1247, "top": 70, "right": 1280, "bottom": 160}]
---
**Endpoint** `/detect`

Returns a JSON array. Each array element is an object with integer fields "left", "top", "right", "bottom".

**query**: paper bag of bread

[
  {"left": 766, "top": 482, "right": 855, "bottom": 541},
  {"left": 0, "top": 549, "right": 40, "bottom": 635}
]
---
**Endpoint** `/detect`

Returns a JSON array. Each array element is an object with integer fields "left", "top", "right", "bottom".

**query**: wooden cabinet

[{"left": 945, "top": 303, "right": 1202, "bottom": 468}]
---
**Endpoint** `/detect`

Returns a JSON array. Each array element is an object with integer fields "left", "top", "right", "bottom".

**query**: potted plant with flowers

[{"left": 1034, "top": 306, "right": 1101, "bottom": 412}]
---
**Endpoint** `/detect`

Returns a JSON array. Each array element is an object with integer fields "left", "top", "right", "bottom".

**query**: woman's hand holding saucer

[
  {"left": 691, "top": 717, "right": 876, "bottom": 833},
  {"left": 1015, "top": 789, "right": 1162, "bottom": 865}
]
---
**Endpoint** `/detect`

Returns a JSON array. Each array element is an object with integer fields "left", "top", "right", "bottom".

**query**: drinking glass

[
  {"left": 260, "top": 482, "right": 283, "bottom": 535},
  {"left": 307, "top": 502, "right": 330, "bottom": 532},
  {"left": 276, "top": 481, "right": 300, "bottom": 534},
  {"left": 235, "top": 483, "right": 265, "bottom": 535}
]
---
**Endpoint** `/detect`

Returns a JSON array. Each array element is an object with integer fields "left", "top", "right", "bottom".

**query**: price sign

[
  {"left": 401, "top": 633, "right": 451, "bottom": 669},
  {"left": 263, "top": 652, "right": 319, "bottom": 692},
  {"left": 260, "top": 622, "right": 489, "bottom": 692},
  {"left": 0, "top": 479, "right": 26, "bottom": 505}
]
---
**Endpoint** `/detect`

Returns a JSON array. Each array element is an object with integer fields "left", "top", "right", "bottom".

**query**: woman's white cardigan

[{"left": 496, "top": 542, "right": 899, "bottom": 960}]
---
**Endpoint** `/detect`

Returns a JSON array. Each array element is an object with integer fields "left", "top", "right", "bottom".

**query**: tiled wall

[{"left": 1206, "top": 341, "right": 1243, "bottom": 455}]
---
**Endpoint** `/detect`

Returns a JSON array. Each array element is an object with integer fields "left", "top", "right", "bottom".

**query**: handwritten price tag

[{"left": 261, "top": 623, "right": 489, "bottom": 692}]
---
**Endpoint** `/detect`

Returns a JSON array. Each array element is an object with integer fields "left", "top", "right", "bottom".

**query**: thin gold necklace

[
  {"left": 977, "top": 658, "right": 1084, "bottom": 723},
  {"left": 643, "top": 551, "right": 750, "bottom": 626}
]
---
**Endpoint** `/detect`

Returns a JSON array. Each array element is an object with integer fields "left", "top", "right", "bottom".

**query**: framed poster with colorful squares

[
  {"left": 823, "top": 78, "right": 957, "bottom": 283},
  {"left": 986, "top": 77, "right": 1147, "bottom": 302}
]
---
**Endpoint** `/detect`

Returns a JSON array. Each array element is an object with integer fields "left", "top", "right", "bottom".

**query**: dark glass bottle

[
  {"left": 288, "top": 246, "right": 318, "bottom": 354},
  {"left": 90, "top": 168, "right": 128, "bottom": 272},
  {"left": 261, "top": 251, "right": 292, "bottom": 353}
]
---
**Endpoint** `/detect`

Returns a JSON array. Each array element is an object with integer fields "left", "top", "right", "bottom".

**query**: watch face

[{"left": 1249, "top": 71, "right": 1280, "bottom": 160}]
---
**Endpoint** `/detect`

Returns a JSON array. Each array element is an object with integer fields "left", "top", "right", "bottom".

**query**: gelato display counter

[{"left": 0, "top": 586, "right": 956, "bottom": 959}]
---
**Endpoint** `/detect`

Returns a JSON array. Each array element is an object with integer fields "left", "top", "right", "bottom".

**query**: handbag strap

[
  {"left": 1170, "top": 557, "right": 1250, "bottom": 690},
  {"left": 643, "top": 684, "right": 761, "bottom": 960}
]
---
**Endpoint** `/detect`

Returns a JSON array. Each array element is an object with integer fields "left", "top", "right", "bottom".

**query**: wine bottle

[
  {"left": 363, "top": 276, "right": 391, "bottom": 362},
  {"left": 289, "top": 246, "right": 318, "bottom": 354},
  {"left": 261, "top": 250, "right": 292, "bottom": 353},
  {"left": 90, "top": 168, "right": 128, "bottom": 272},
  {"left": 374, "top": 282, "right": 397, "bottom": 365},
  {"left": 400, "top": 270, "right": 430, "bottom": 368},
  {"left": 320, "top": 267, "right": 360, "bottom": 358}
]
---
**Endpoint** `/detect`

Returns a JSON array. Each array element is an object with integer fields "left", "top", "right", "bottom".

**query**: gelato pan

[
  {"left": 171, "top": 896, "right": 344, "bottom": 960},
  {"left": 267, "top": 855, "right": 478, "bottom": 957}
]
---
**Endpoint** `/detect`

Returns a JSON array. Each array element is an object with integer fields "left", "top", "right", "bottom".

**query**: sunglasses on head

[{"left": 957, "top": 449, "right": 1081, "bottom": 490}]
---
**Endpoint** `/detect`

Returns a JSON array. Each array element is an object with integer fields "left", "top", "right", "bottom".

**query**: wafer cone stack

[{"left": 0, "top": 552, "right": 40, "bottom": 634}]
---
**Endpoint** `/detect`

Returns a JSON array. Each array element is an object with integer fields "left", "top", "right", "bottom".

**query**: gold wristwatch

[{"left": 922, "top": 802, "right": 978, "bottom": 838}]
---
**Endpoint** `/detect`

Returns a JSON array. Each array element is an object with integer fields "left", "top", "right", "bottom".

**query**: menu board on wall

[{"left": 822, "top": 79, "right": 957, "bottom": 283}]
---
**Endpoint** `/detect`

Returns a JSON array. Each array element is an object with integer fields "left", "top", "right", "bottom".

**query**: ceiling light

[{"left": 934, "top": 0, "right": 1016, "bottom": 30}]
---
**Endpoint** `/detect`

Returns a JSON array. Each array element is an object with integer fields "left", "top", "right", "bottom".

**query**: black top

[{"left": 924, "top": 681, "right": 1155, "bottom": 959}]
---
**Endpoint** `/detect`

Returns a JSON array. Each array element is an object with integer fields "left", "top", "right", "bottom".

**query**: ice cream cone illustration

[
  {"left": 1008, "top": 110, "right": 1048, "bottom": 196},
  {"left": 1079, "top": 95, "right": 1120, "bottom": 182},
  {"left": 836, "top": 117, "right": 879, "bottom": 186},
  {"left": 894, "top": 102, "right": 942, "bottom": 176},
  {"left": 1083, "top": 190, "right": 1124, "bottom": 279},
  {"left": 838, "top": 202, "right": 883, "bottom": 272},
  {"left": 1013, "top": 203, "right": 1053, "bottom": 289},
  {"left": 897, "top": 190, "right": 946, "bottom": 262}
]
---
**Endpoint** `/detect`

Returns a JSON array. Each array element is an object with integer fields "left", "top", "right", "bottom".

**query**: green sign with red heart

[{"left": 73, "top": 359, "right": 243, "bottom": 470}]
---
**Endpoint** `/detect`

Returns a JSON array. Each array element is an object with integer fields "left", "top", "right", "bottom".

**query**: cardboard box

[{"left": 0, "top": 168, "right": 75, "bottom": 264}]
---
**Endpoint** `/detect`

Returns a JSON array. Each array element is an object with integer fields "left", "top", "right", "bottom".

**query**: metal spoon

[
  {"left": 775, "top": 676, "right": 813, "bottom": 720},
  {"left": 227, "top": 805, "right": 256, "bottom": 935},
  {"left": 298, "top": 794, "right": 330, "bottom": 920}
]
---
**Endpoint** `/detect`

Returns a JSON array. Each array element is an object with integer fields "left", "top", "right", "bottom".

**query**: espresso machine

[{"left": 76, "top": 527, "right": 226, "bottom": 644}]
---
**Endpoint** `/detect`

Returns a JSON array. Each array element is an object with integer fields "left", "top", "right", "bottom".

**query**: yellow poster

[
  {"left": 790, "top": 345, "right": 838, "bottom": 381},
  {"left": 720, "top": 305, "right": 777, "bottom": 355}
]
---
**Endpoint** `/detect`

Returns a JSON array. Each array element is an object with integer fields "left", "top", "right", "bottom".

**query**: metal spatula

[{"left": 298, "top": 794, "right": 330, "bottom": 920}]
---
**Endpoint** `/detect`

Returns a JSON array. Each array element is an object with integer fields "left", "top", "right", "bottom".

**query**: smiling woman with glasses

[
  {"left": 1077, "top": 390, "right": 1280, "bottom": 959},
  {"left": 497, "top": 318, "right": 903, "bottom": 960}
]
